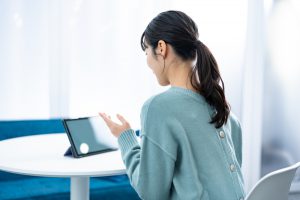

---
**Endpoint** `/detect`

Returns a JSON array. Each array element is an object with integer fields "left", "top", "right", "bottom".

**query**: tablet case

[
  {"left": 62, "top": 117, "right": 118, "bottom": 158},
  {"left": 62, "top": 117, "right": 141, "bottom": 158},
  {"left": 64, "top": 146, "right": 73, "bottom": 157}
]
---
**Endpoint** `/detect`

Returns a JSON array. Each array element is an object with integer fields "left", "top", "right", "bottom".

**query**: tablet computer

[{"left": 62, "top": 116, "right": 118, "bottom": 158}]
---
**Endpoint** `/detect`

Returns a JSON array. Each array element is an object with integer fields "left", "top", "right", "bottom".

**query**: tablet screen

[{"left": 63, "top": 116, "right": 118, "bottom": 157}]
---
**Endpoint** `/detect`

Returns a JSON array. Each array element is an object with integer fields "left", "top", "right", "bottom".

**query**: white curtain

[
  {"left": 0, "top": 0, "right": 248, "bottom": 129},
  {"left": 0, "top": 0, "right": 51, "bottom": 118},
  {"left": 240, "top": 0, "right": 265, "bottom": 193}
]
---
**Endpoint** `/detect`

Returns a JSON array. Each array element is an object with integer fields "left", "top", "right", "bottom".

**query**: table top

[{"left": 0, "top": 134, "right": 126, "bottom": 177}]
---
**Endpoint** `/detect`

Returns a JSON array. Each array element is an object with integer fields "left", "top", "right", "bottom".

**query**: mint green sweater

[{"left": 118, "top": 87, "right": 245, "bottom": 200}]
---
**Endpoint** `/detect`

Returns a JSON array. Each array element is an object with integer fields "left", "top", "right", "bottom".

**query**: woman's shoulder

[
  {"left": 140, "top": 89, "right": 177, "bottom": 123},
  {"left": 142, "top": 89, "right": 178, "bottom": 113}
]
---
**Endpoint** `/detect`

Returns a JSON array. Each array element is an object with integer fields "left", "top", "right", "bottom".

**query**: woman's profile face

[{"left": 145, "top": 46, "right": 169, "bottom": 86}]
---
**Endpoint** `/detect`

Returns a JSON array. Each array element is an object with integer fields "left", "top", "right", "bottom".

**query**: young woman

[{"left": 99, "top": 10, "right": 245, "bottom": 200}]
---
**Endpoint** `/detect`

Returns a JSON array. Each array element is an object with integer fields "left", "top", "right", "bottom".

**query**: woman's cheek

[{"left": 146, "top": 55, "right": 151, "bottom": 68}]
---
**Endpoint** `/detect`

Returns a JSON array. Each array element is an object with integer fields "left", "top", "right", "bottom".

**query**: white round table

[{"left": 0, "top": 133, "right": 126, "bottom": 200}]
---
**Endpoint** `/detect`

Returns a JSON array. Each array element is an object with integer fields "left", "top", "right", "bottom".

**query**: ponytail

[{"left": 191, "top": 40, "right": 230, "bottom": 128}]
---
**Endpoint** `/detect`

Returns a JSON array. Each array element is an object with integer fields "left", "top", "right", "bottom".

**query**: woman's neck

[{"left": 167, "top": 61, "right": 197, "bottom": 92}]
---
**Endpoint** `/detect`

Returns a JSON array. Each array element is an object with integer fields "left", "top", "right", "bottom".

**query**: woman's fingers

[
  {"left": 99, "top": 113, "right": 122, "bottom": 127},
  {"left": 99, "top": 113, "right": 114, "bottom": 128},
  {"left": 117, "top": 114, "right": 127, "bottom": 125},
  {"left": 99, "top": 112, "right": 131, "bottom": 137}
]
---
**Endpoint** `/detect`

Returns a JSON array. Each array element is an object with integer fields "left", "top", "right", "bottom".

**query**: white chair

[{"left": 245, "top": 162, "right": 300, "bottom": 200}]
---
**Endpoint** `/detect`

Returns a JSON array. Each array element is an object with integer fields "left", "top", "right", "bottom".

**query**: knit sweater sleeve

[
  {"left": 230, "top": 115, "right": 243, "bottom": 168},
  {"left": 117, "top": 97, "right": 177, "bottom": 200},
  {"left": 234, "top": 120, "right": 243, "bottom": 167}
]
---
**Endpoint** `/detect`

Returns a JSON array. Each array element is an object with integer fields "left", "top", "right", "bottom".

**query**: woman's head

[
  {"left": 141, "top": 10, "right": 230, "bottom": 128},
  {"left": 141, "top": 11, "right": 198, "bottom": 61}
]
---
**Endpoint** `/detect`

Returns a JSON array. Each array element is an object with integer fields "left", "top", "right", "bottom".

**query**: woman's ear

[{"left": 156, "top": 40, "right": 167, "bottom": 58}]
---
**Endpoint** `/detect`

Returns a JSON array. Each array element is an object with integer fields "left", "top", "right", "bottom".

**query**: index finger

[{"left": 99, "top": 113, "right": 114, "bottom": 128}]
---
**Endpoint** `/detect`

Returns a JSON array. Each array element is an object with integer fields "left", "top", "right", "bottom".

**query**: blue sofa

[{"left": 0, "top": 119, "right": 140, "bottom": 200}]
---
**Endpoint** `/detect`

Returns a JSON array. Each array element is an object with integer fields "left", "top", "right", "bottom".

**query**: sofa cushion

[
  {"left": 0, "top": 175, "right": 140, "bottom": 200},
  {"left": 0, "top": 119, "right": 65, "bottom": 141}
]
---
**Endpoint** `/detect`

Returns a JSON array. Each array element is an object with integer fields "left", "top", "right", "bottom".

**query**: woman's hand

[{"left": 99, "top": 112, "right": 131, "bottom": 138}]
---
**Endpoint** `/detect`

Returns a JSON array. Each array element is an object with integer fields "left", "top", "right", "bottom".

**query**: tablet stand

[{"left": 64, "top": 146, "right": 73, "bottom": 157}]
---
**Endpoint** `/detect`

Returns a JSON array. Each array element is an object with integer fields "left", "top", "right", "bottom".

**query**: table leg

[{"left": 71, "top": 177, "right": 90, "bottom": 200}]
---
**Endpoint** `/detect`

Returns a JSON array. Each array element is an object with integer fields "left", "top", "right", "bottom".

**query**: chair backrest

[{"left": 245, "top": 162, "right": 300, "bottom": 200}]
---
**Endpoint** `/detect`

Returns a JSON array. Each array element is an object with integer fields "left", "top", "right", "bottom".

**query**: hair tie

[
  {"left": 193, "top": 40, "right": 202, "bottom": 49},
  {"left": 195, "top": 40, "right": 202, "bottom": 45}
]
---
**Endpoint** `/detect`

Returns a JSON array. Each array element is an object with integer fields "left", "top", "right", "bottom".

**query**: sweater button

[
  {"left": 230, "top": 164, "right": 235, "bottom": 172},
  {"left": 219, "top": 131, "right": 225, "bottom": 138}
]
